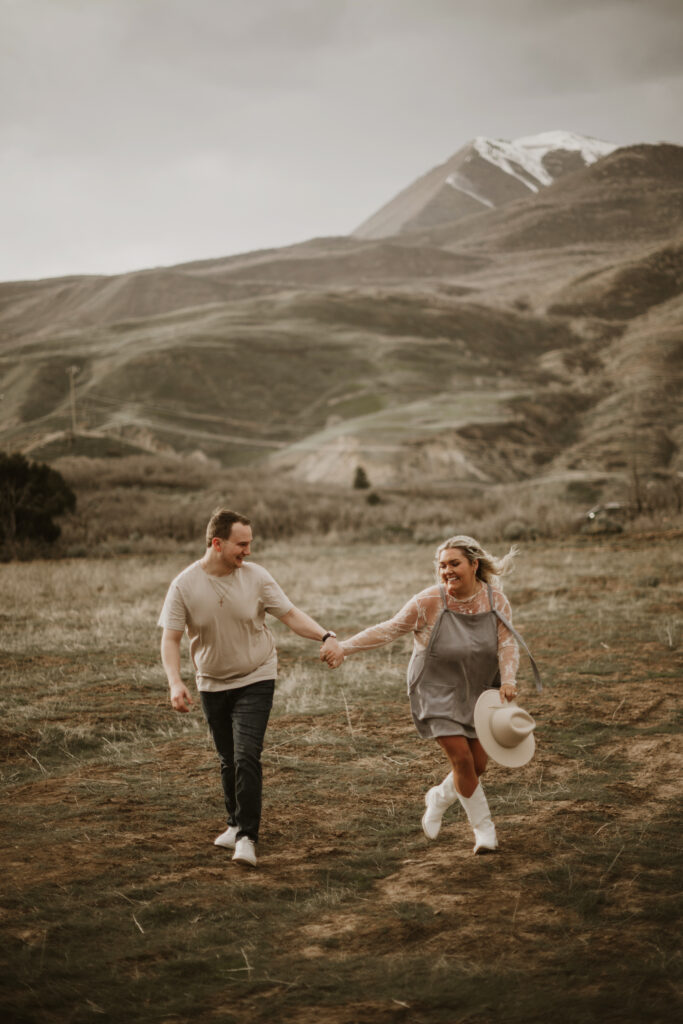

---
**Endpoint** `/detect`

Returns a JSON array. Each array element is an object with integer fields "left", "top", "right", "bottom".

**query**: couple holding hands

[{"left": 159, "top": 507, "right": 540, "bottom": 868}]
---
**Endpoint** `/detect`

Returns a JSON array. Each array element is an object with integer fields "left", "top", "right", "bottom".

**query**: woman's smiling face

[{"left": 437, "top": 547, "right": 479, "bottom": 597}]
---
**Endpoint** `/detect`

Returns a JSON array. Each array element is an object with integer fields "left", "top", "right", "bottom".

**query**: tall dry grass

[{"left": 28, "top": 452, "right": 682, "bottom": 562}]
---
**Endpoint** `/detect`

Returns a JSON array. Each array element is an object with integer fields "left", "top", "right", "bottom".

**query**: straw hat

[{"left": 474, "top": 689, "right": 536, "bottom": 767}]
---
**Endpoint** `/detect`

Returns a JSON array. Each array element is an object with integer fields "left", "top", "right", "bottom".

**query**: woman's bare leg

[
  {"left": 436, "top": 735, "right": 487, "bottom": 799},
  {"left": 437, "top": 736, "right": 497, "bottom": 852},
  {"left": 469, "top": 737, "right": 488, "bottom": 779}
]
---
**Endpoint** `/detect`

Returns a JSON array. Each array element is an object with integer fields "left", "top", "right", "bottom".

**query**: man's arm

[
  {"left": 160, "top": 628, "right": 194, "bottom": 712},
  {"left": 278, "top": 607, "right": 344, "bottom": 666}
]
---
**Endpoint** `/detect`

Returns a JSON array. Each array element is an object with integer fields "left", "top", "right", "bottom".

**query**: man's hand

[
  {"left": 161, "top": 629, "right": 191, "bottom": 711},
  {"left": 170, "top": 681, "right": 193, "bottom": 712},
  {"left": 320, "top": 637, "right": 345, "bottom": 669}
]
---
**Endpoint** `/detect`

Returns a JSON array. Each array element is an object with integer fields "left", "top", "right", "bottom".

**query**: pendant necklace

[{"left": 205, "top": 573, "right": 230, "bottom": 606}]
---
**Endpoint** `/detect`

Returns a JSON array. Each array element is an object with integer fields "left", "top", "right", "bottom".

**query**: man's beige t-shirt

[{"left": 158, "top": 561, "right": 293, "bottom": 692}]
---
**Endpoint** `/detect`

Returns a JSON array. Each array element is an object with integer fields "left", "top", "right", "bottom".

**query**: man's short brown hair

[{"left": 205, "top": 508, "right": 251, "bottom": 547}]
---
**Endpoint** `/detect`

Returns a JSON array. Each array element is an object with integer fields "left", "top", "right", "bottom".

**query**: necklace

[
  {"left": 203, "top": 570, "right": 232, "bottom": 607},
  {"left": 448, "top": 583, "right": 482, "bottom": 603}
]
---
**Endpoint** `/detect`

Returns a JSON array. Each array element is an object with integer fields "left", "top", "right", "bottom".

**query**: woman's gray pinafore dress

[{"left": 406, "top": 584, "right": 540, "bottom": 739}]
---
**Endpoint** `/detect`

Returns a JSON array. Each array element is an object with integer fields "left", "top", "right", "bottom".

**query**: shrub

[
  {"left": 503, "top": 520, "right": 536, "bottom": 541},
  {"left": 0, "top": 452, "right": 76, "bottom": 559}
]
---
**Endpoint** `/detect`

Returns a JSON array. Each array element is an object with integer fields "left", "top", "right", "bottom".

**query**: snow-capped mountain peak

[
  {"left": 470, "top": 131, "right": 617, "bottom": 194},
  {"left": 354, "top": 130, "right": 618, "bottom": 239}
]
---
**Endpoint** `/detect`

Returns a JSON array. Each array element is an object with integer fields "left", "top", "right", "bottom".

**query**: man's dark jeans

[{"left": 200, "top": 680, "right": 275, "bottom": 843}]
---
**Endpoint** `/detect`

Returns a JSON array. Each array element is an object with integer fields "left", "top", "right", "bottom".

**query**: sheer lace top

[{"left": 340, "top": 584, "right": 519, "bottom": 686}]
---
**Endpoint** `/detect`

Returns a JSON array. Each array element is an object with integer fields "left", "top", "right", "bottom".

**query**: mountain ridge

[{"left": 1, "top": 138, "right": 681, "bottom": 499}]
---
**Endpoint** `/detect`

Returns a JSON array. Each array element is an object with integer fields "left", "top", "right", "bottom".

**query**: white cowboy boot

[
  {"left": 457, "top": 783, "right": 498, "bottom": 854},
  {"left": 421, "top": 772, "right": 457, "bottom": 840}
]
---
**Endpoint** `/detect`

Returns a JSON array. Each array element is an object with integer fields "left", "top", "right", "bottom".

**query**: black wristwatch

[{"left": 320, "top": 631, "right": 337, "bottom": 643}]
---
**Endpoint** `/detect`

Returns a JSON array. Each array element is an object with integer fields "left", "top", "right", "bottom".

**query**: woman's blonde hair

[{"left": 434, "top": 535, "right": 518, "bottom": 586}]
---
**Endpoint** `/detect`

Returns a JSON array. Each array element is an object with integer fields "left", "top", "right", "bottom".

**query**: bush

[
  {"left": 0, "top": 452, "right": 76, "bottom": 559},
  {"left": 503, "top": 520, "right": 536, "bottom": 541}
]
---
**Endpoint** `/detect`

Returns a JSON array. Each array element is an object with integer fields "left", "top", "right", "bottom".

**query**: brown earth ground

[{"left": 1, "top": 534, "right": 681, "bottom": 1023}]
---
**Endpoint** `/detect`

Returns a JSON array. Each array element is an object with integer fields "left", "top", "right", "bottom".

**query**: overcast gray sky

[{"left": 2, "top": 0, "right": 682, "bottom": 282}]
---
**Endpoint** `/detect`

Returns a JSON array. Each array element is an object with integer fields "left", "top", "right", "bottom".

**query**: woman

[{"left": 321, "top": 535, "right": 532, "bottom": 854}]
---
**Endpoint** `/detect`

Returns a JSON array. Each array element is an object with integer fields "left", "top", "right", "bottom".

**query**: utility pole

[{"left": 67, "top": 366, "right": 79, "bottom": 434}]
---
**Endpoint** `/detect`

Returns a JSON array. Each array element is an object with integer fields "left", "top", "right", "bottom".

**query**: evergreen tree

[
  {"left": 0, "top": 452, "right": 76, "bottom": 558},
  {"left": 353, "top": 465, "right": 371, "bottom": 490}
]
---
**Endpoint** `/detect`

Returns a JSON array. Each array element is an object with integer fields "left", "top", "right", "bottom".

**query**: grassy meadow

[{"left": 1, "top": 533, "right": 682, "bottom": 1024}]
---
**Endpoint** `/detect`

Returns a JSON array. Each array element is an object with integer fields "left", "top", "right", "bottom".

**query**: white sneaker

[
  {"left": 214, "top": 825, "right": 238, "bottom": 849},
  {"left": 232, "top": 837, "right": 257, "bottom": 868}
]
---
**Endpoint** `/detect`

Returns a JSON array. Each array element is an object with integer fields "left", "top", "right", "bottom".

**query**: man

[{"left": 159, "top": 507, "right": 342, "bottom": 868}]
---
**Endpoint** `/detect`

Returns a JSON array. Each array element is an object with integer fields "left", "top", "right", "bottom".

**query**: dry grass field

[{"left": 1, "top": 532, "right": 681, "bottom": 1023}]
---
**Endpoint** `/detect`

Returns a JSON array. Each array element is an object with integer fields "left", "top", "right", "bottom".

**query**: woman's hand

[
  {"left": 320, "top": 639, "right": 345, "bottom": 669},
  {"left": 500, "top": 682, "right": 518, "bottom": 703}
]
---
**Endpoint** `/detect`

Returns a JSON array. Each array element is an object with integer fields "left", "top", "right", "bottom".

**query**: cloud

[
  {"left": 1, "top": 0, "right": 681, "bottom": 279},
  {"left": 515, "top": 0, "right": 683, "bottom": 90}
]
